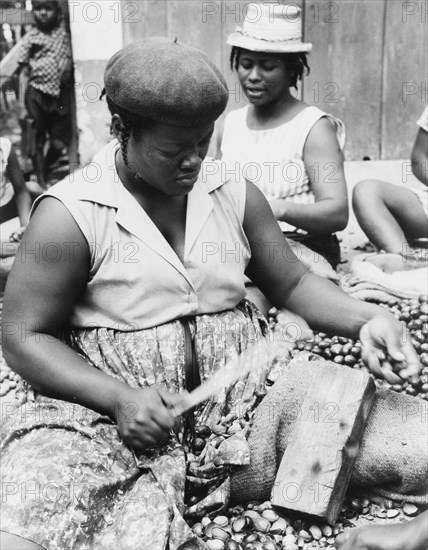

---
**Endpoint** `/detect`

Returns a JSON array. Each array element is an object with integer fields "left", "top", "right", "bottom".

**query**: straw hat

[{"left": 227, "top": 3, "right": 312, "bottom": 54}]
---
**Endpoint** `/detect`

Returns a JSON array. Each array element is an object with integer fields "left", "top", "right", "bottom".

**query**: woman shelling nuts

[{"left": 0, "top": 39, "right": 425, "bottom": 549}]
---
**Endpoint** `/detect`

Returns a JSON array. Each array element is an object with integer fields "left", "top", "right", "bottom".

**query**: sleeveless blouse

[
  {"left": 32, "top": 140, "right": 250, "bottom": 330},
  {"left": 221, "top": 105, "right": 345, "bottom": 232}
]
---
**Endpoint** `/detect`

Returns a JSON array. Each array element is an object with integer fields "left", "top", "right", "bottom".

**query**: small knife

[{"left": 171, "top": 338, "right": 289, "bottom": 417}]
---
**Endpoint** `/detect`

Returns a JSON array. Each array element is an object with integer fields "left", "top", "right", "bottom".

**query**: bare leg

[
  {"left": 335, "top": 510, "right": 428, "bottom": 550},
  {"left": 352, "top": 179, "right": 428, "bottom": 254},
  {"left": 44, "top": 138, "right": 65, "bottom": 181},
  {"left": 0, "top": 532, "right": 45, "bottom": 550}
]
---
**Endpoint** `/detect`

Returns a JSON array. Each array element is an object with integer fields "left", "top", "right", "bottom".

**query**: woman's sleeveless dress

[{"left": 0, "top": 141, "right": 290, "bottom": 549}]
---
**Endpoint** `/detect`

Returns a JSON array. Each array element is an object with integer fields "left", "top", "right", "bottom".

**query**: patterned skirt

[{"left": 0, "top": 301, "right": 290, "bottom": 550}]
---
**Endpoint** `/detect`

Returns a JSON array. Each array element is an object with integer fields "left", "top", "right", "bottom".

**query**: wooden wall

[
  {"left": 121, "top": 0, "right": 426, "bottom": 160},
  {"left": 304, "top": 0, "right": 427, "bottom": 160}
]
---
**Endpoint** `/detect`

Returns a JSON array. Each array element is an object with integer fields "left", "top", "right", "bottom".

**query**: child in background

[
  {"left": 353, "top": 106, "right": 428, "bottom": 258},
  {"left": 17, "top": 0, "right": 72, "bottom": 189}
]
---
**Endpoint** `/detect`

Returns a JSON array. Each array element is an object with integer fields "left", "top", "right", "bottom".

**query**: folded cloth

[
  {"left": 230, "top": 359, "right": 428, "bottom": 505},
  {"left": 341, "top": 253, "right": 428, "bottom": 299}
]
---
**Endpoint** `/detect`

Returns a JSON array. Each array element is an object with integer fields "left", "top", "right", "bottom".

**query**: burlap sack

[{"left": 230, "top": 360, "right": 428, "bottom": 505}]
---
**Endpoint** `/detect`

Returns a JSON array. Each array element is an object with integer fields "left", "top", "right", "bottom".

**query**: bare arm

[
  {"left": 2, "top": 198, "right": 128, "bottom": 417},
  {"left": 245, "top": 182, "right": 375, "bottom": 337},
  {"left": 6, "top": 145, "right": 32, "bottom": 228},
  {"left": 244, "top": 181, "right": 420, "bottom": 381},
  {"left": 411, "top": 127, "right": 428, "bottom": 186},
  {"left": 2, "top": 197, "right": 179, "bottom": 450},
  {"left": 270, "top": 118, "right": 348, "bottom": 234}
]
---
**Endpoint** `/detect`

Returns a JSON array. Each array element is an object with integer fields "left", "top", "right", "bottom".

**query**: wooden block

[{"left": 271, "top": 362, "right": 376, "bottom": 524}]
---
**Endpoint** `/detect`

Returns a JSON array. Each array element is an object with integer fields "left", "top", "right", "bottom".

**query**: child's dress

[
  {"left": 17, "top": 22, "right": 72, "bottom": 156},
  {"left": 18, "top": 23, "right": 71, "bottom": 99}
]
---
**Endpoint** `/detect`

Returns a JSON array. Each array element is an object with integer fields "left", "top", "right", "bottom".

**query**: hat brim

[{"left": 227, "top": 32, "right": 312, "bottom": 53}]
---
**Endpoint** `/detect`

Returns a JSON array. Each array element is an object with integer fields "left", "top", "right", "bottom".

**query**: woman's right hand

[{"left": 114, "top": 386, "right": 181, "bottom": 452}]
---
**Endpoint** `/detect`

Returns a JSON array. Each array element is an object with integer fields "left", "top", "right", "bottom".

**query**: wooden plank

[
  {"left": 219, "top": 0, "right": 246, "bottom": 112},
  {"left": 121, "top": 0, "right": 167, "bottom": 45},
  {"left": 116, "top": 0, "right": 428, "bottom": 161},
  {"left": 0, "top": 40, "right": 21, "bottom": 84},
  {"left": 166, "top": 0, "right": 226, "bottom": 157},
  {"left": 166, "top": 1, "right": 221, "bottom": 66},
  {"left": 271, "top": 362, "right": 376, "bottom": 524},
  {"left": 216, "top": 0, "right": 247, "bottom": 157},
  {"left": 381, "top": 0, "right": 428, "bottom": 159},
  {"left": 303, "top": 0, "right": 385, "bottom": 160},
  {"left": 57, "top": 0, "right": 79, "bottom": 168},
  {"left": 0, "top": 8, "right": 34, "bottom": 25}
]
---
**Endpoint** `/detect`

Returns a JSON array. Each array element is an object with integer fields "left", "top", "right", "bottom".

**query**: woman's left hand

[{"left": 359, "top": 314, "right": 421, "bottom": 383}]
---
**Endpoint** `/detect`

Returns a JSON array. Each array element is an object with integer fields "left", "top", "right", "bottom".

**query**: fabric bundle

[{"left": 341, "top": 253, "right": 428, "bottom": 302}]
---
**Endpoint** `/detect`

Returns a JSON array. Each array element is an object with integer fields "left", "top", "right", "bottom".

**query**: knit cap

[{"left": 104, "top": 38, "right": 228, "bottom": 127}]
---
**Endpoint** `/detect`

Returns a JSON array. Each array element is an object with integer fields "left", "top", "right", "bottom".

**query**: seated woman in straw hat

[
  {"left": 220, "top": 3, "right": 348, "bottom": 300},
  {"left": 0, "top": 38, "right": 425, "bottom": 550}
]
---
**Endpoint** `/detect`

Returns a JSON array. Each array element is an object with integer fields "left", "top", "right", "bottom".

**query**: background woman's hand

[
  {"left": 115, "top": 386, "right": 182, "bottom": 452},
  {"left": 359, "top": 314, "right": 421, "bottom": 383},
  {"left": 9, "top": 226, "right": 26, "bottom": 243}
]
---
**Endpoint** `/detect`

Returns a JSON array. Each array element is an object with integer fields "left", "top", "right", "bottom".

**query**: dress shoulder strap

[
  {"left": 292, "top": 106, "right": 346, "bottom": 153},
  {"left": 220, "top": 106, "right": 249, "bottom": 157}
]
